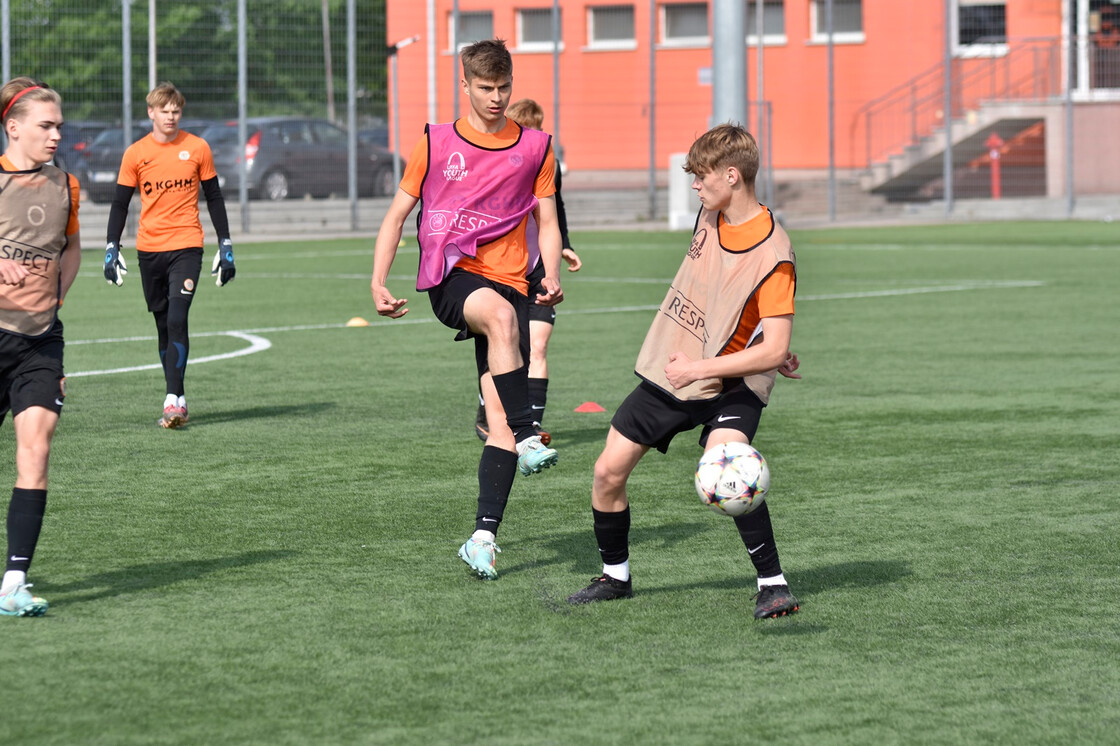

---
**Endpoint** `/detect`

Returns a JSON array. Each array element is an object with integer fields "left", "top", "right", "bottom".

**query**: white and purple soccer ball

[{"left": 694, "top": 441, "right": 770, "bottom": 517}]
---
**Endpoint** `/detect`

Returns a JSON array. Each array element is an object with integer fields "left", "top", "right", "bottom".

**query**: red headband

[{"left": 2, "top": 85, "right": 44, "bottom": 120}]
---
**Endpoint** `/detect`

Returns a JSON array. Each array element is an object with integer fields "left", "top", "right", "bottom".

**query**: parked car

[
  {"left": 52, "top": 120, "right": 111, "bottom": 184},
  {"left": 200, "top": 117, "right": 404, "bottom": 201},
  {"left": 81, "top": 119, "right": 219, "bottom": 203}
]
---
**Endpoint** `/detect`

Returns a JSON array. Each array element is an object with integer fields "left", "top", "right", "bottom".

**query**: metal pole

[
  {"left": 452, "top": 0, "right": 459, "bottom": 120},
  {"left": 827, "top": 0, "right": 836, "bottom": 221},
  {"left": 2, "top": 0, "right": 10, "bottom": 85},
  {"left": 149, "top": 0, "right": 157, "bottom": 90},
  {"left": 712, "top": 0, "right": 747, "bottom": 126},
  {"left": 123, "top": 0, "right": 133, "bottom": 146},
  {"left": 426, "top": 0, "right": 436, "bottom": 122},
  {"left": 552, "top": 0, "right": 561, "bottom": 159},
  {"left": 1065, "top": 19, "right": 1075, "bottom": 217},
  {"left": 238, "top": 0, "right": 248, "bottom": 230},
  {"left": 943, "top": 0, "right": 953, "bottom": 215},
  {"left": 648, "top": 0, "right": 656, "bottom": 220},
  {"left": 755, "top": 0, "right": 766, "bottom": 204},
  {"left": 390, "top": 36, "right": 420, "bottom": 189},
  {"left": 346, "top": 0, "right": 357, "bottom": 229},
  {"left": 322, "top": 0, "right": 336, "bottom": 124}
]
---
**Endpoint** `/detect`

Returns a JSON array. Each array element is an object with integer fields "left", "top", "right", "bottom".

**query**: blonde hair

[
  {"left": 1, "top": 77, "right": 61, "bottom": 124},
  {"left": 683, "top": 123, "right": 759, "bottom": 186},
  {"left": 147, "top": 82, "right": 185, "bottom": 110},
  {"left": 506, "top": 99, "right": 544, "bottom": 130},
  {"left": 460, "top": 39, "right": 513, "bottom": 82}
]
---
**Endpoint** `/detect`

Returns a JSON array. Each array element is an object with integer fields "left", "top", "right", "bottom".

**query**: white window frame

[
  {"left": 952, "top": 0, "right": 1009, "bottom": 59},
  {"left": 517, "top": 8, "right": 564, "bottom": 53},
  {"left": 746, "top": 0, "right": 788, "bottom": 47},
  {"left": 586, "top": 5, "right": 639, "bottom": 51},
  {"left": 661, "top": 3, "right": 710, "bottom": 48},
  {"left": 447, "top": 10, "right": 494, "bottom": 52},
  {"left": 809, "top": 0, "right": 865, "bottom": 45}
]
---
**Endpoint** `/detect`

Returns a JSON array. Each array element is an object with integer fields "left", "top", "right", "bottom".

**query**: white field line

[{"left": 66, "top": 280, "right": 1043, "bottom": 377}]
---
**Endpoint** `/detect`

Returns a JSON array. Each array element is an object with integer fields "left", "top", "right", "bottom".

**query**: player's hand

[
  {"left": 534, "top": 276, "right": 564, "bottom": 307},
  {"left": 778, "top": 352, "right": 801, "bottom": 380},
  {"left": 211, "top": 238, "right": 236, "bottom": 286},
  {"left": 0, "top": 258, "right": 30, "bottom": 286},
  {"left": 562, "top": 248, "right": 582, "bottom": 272},
  {"left": 665, "top": 351, "right": 698, "bottom": 390},
  {"left": 372, "top": 284, "right": 409, "bottom": 318},
  {"left": 103, "top": 242, "right": 127, "bottom": 286}
]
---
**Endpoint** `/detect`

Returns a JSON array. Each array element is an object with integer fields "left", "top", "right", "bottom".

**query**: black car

[
  {"left": 81, "top": 119, "right": 218, "bottom": 203},
  {"left": 200, "top": 117, "right": 404, "bottom": 200},
  {"left": 53, "top": 120, "right": 110, "bottom": 182}
]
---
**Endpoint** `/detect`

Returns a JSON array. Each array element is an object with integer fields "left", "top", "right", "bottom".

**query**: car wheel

[
  {"left": 373, "top": 167, "right": 396, "bottom": 197},
  {"left": 263, "top": 170, "right": 290, "bottom": 201}
]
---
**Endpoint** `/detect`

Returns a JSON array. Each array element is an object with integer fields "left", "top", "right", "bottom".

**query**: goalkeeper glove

[
  {"left": 211, "top": 238, "right": 236, "bottom": 286},
  {"left": 104, "top": 242, "right": 127, "bottom": 286}
]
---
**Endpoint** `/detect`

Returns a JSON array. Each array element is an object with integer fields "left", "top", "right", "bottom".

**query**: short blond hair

[
  {"left": 506, "top": 99, "right": 544, "bottom": 130},
  {"left": 683, "top": 123, "right": 759, "bottom": 186},
  {"left": 1, "top": 77, "right": 61, "bottom": 124},
  {"left": 147, "top": 82, "right": 185, "bottom": 110}
]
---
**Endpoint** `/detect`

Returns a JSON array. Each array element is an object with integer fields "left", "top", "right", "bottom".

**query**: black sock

[
  {"left": 6, "top": 488, "right": 47, "bottom": 573},
  {"left": 732, "top": 501, "right": 783, "bottom": 579},
  {"left": 491, "top": 365, "right": 535, "bottom": 442},
  {"left": 592, "top": 506, "right": 631, "bottom": 565},
  {"left": 475, "top": 446, "right": 518, "bottom": 534},
  {"left": 163, "top": 298, "right": 191, "bottom": 397},
  {"left": 527, "top": 377, "right": 548, "bottom": 423}
]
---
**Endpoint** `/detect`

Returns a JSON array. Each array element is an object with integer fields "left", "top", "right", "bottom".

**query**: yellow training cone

[{"left": 346, "top": 317, "right": 370, "bottom": 327}]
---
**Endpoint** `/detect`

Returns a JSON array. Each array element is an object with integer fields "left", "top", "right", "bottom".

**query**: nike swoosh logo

[
  {"left": 180, "top": 289, "right": 194, "bottom": 295},
  {"left": 748, "top": 543, "right": 765, "bottom": 555},
  {"left": 716, "top": 415, "right": 740, "bottom": 422},
  {"left": 9, "top": 556, "right": 29, "bottom": 562},
  {"left": 530, "top": 405, "right": 545, "bottom": 410},
  {"left": 55, "top": 398, "right": 65, "bottom": 407}
]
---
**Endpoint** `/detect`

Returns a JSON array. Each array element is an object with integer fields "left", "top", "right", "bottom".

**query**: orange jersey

[
  {"left": 717, "top": 209, "right": 796, "bottom": 358},
  {"left": 117, "top": 131, "right": 217, "bottom": 252},
  {"left": 0, "top": 155, "right": 80, "bottom": 235},
  {"left": 400, "top": 118, "right": 556, "bottom": 292}
]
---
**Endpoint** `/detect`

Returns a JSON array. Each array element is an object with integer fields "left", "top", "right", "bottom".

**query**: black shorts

[
  {"left": 611, "top": 380, "right": 765, "bottom": 454},
  {"left": 138, "top": 248, "right": 203, "bottom": 314},
  {"left": 526, "top": 261, "right": 555, "bottom": 325},
  {"left": 427, "top": 268, "right": 530, "bottom": 378},
  {"left": 0, "top": 321, "right": 65, "bottom": 426}
]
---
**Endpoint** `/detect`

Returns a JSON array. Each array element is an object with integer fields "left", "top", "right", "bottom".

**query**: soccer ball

[{"left": 694, "top": 442, "right": 770, "bottom": 517}]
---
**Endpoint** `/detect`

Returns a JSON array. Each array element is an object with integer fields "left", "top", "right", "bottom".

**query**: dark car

[
  {"left": 200, "top": 117, "right": 404, "bottom": 201},
  {"left": 81, "top": 119, "right": 219, "bottom": 203},
  {"left": 52, "top": 120, "right": 110, "bottom": 183}
]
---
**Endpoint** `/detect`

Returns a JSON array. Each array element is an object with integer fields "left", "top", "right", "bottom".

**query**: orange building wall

[{"left": 387, "top": 1, "right": 1064, "bottom": 172}]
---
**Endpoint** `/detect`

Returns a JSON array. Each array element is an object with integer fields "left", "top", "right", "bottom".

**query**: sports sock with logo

[
  {"left": 491, "top": 365, "right": 536, "bottom": 442},
  {"left": 732, "top": 501, "right": 782, "bottom": 579},
  {"left": 6, "top": 488, "right": 46, "bottom": 574},
  {"left": 593, "top": 506, "right": 631, "bottom": 567},
  {"left": 474, "top": 446, "right": 517, "bottom": 534},
  {"left": 527, "top": 377, "right": 548, "bottom": 422}
]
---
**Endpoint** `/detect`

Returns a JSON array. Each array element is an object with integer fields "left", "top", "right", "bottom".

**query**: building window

[
  {"left": 954, "top": 0, "right": 1007, "bottom": 58},
  {"left": 746, "top": 0, "right": 786, "bottom": 45},
  {"left": 518, "top": 8, "right": 563, "bottom": 52},
  {"left": 662, "top": 3, "right": 709, "bottom": 46},
  {"left": 449, "top": 10, "right": 493, "bottom": 50},
  {"left": 588, "top": 5, "right": 637, "bottom": 50},
  {"left": 810, "top": 0, "right": 864, "bottom": 44}
]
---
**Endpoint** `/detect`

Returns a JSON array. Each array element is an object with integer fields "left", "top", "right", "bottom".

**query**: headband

[{"left": 2, "top": 85, "right": 44, "bottom": 120}]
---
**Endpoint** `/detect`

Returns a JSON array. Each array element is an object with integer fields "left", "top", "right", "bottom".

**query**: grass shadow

[
  {"left": 43, "top": 549, "right": 296, "bottom": 605},
  {"left": 187, "top": 402, "right": 336, "bottom": 426}
]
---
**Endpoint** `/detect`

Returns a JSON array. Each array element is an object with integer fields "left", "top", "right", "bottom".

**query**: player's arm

[
  {"left": 665, "top": 315, "right": 793, "bottom": 390},
  {"left": 103, "top": 183, "right": 135, "bottom": 285},
  {"left": 371, "top": 188, "right": 419, "bottom": 318},
  {"left": 0, "top": 258, "right": 30, "bottom": 286},
  {"left": 202, "top": 177, "right": 235, "bottom": 286},
  {"left": 58, "top": 231, "right": 82, "bottom": 302},
  {"left": 533, "top": 195, "right": 564, "bottom": 307}
]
